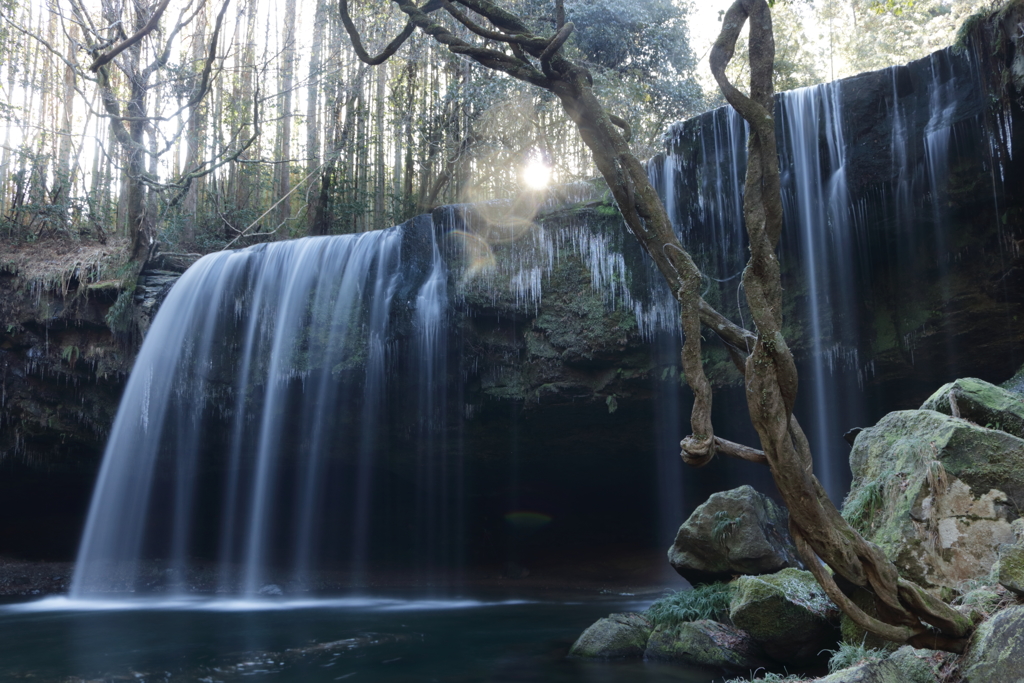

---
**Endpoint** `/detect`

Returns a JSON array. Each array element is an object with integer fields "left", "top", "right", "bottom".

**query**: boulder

[
  {"left": 844, "top": 409, "right": 1024, "bottom": 589},
  {"left": 819, "top": 646, "right": 950, "bottom": 683},
  {"left": 668, "top": 485, "right": 802, "bottom": 585},
  {"left": 728, "top": 568, "right": 840, "bottom": 665},
  {"left": 998, "top": 543, "right": 1024, "bottom": 597},
  {"left": 643, "top": 620, "right": 772, "bottom": 672},
  {"left": 921, "top": 377, "right": 1024, "bottom": 440},
  {"left": 567, "top": 612, "right": 652, "bottom": 659},
  {"left": 1002, "top": 364, "right": 1024, "bottom": 397},
  {"left": 960, "top": 606, "right": 1024, "bottom": 683}
]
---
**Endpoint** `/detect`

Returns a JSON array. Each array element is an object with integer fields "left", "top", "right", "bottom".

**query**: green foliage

[
  {"left": 952, "top": 8, "right": 989, "bottom": 53},
  {"left": 104, "top": 272, "right": 138, "bottom": 337},
  {"left": 645, "top": 582, "right": 735, "bottom": 629},
  {"left": 711, "top": 510, "right": 740, "bottom": 546},
  {"left": 823, "top": 641, "right": 888, "bottom": 673},
  {"left": 60, "top": 345, "right": 81, "bottom": 366}
]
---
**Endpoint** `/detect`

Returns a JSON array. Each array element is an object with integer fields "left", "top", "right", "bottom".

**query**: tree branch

[
  {"left": 539, "top": 20, "right": 573, "bottom": 62},
  {"left": 339, "top": 0, "right": 416, "bottom": 66},
  {"left": 89, "top": 0, "right": 173, "bottom": 71}
]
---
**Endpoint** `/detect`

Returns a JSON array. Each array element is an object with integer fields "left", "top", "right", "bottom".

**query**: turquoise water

[{"left": 0, "top": 594, "right": 721, "bottom": 682}]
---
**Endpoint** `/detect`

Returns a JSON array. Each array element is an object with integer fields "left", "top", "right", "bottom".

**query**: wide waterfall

[{"left": 72, "top": 220, "right": 453, "bottom": 596}]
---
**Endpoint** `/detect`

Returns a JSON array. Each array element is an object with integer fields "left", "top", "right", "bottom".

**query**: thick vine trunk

[{"left": 708, "top": 0, "right": 971, "bottom": 652}]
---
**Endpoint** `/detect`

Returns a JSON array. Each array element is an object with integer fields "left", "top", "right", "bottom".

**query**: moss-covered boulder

[
  {"left": 819, "top": 646, "right": 950, "bottom": 683},
  {"left": 844, "top": 409, "right": 1023, "bottom": 589},
  {"left": 921, "top": 377, "right": 1024, "bottom": 440},
  {"left": 728, "top": 568, "right": 840, "bottom": 665},
  {"left": 567, "top": 612, "right": 652, "bottom": 659},
  {"left": 668, "top": 485, "right": 802, "bottom": 585},
  {"left": 960, "top": 606, "right": 1024, "bottom": 683},
  {"left": 643, "top": 621, "right": 772, "bottom": 672},
  {"left": 1002, "top": 364, "right": 1024, "bottom": 397},
  {"left": 998, "top": 543, "right": 1024, "bottom": 597}
]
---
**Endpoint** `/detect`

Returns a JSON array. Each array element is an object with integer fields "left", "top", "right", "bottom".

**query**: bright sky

[{"left": 690, "top": 0, "right": 740, "bottom": 87}]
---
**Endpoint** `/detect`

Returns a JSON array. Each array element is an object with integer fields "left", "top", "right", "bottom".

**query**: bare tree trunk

[
  {"left": 305, "top": 0, "right": 325, "bottom": 234},
  {"left": 182, "top": 5, "right": 209, "bottom": 244},
  {"left": 56, "top": 25, "right": 78, "bottom": 199},
  {"left": 275, "top": 0, "right": 297, "bottom": 234},
  {"left": 373, "top": 62, "right": 386, "bottom": 229}
]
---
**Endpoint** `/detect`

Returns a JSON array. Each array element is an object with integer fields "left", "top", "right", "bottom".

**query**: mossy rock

[
  {"left": 921, "top": 377, "right": 1024, "bottom": 440},
  {"left": 567, "top": 612, "right": 652, "bottom": 659},
  {"left": 849, "top": 410, "right": 1024, "bottom": 508},
  {"left": 844, "top": 409, "right": 1023, "bottom": 589},
  {"left": 998, "top": 544, "right": 1024, "bottom": 596},
  {"left": 728, "top": 568, "right": 840, "bottom": 665},
  {"left": 821, "top": 645, "right": 949, "bottom": 683},
  {"left": 1003, "top": 364, "right": 1024, "bottom": 397},
  {"left": 961, "top": 606, "right": 1024, "bottom": 683},
  {"left": 668, "top": 485, "right": 802, "bottom": 585},
  {"left": 643, "top": 621, "right": 772, "bottom": 672}
]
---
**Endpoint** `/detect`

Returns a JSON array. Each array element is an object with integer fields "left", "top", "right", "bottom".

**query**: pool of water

[{"left": 0, "top": 593, "right": 723, "bottom": 682}]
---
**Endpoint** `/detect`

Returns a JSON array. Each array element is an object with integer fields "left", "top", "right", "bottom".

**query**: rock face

[
  {"left": 921, "top": 377, "right": 1024, "bottom": 440},
  {"left": 728, "top": 568, "right": 840, "bottom": 665},
  {"left": 820, "top": 646, "right": 950, "bottom": 683},
  {"left": 844, "top": 409, "right": 1024, "bottom": 589},
  {"left": 1004, "top": 364, "right": 1024, "bottom": 396},
  {"left": 960, "top": 606, "right": 1024, "bottom": 683},
  {"left": 998, "top": 529, "right": 1024, "bottom": 597},
  {"left": 643, "top": 620, "right": 772, "bottom": 672},
  {"left": 668, "top": 485, "right": 802, "bottom": 585},
  {"left": 567, "top": 612, "right": 652, "bottom": 659}
]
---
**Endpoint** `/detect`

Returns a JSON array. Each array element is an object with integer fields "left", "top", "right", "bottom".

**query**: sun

[{"left": 521, "top": 155, "right": 552, "bottom": 190}]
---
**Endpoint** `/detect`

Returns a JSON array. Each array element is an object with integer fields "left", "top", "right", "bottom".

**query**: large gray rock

[
  {"left": 668, "top": 485, "right": 802, "bottom": 585},
  {"left": 567, "top": 612, "right": 652, "bottom": 659},
  {"left": 844, "top": 409, "right": 1024, "bottom": 589},
  {"left": 961, "top": 606, "right": 1024, "bottom": 683},
  {"left": 644, "top": 621, "right": 772, "bottom": 672},
  {"left": 998, "top": 521, "right": 1024, "bottom": 597},
  {"left": 819, "top": 646, "right": 950, "bottom": 683},
  {"left": 921, "top": 377, "right": 1024, "bottom": 440},
  {"left": 729, "top": 568, "right": 840, "bottom": 665}
]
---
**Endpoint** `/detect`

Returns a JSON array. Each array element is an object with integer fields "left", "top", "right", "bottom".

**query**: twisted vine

[{"left": 710, "top": 0, "right": 971, "bottom": 652}]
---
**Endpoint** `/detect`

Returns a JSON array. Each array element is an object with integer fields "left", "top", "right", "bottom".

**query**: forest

[{"left": 0, "top": 0, "right": 985, "bottom": 253}]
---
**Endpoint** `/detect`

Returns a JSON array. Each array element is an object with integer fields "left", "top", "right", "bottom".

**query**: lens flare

[
  {"left": 521, "top": 156, "right": 552, "bottom": 190},
  {"left": 503, "top": 511, "right": 553, "bottom": 530}
]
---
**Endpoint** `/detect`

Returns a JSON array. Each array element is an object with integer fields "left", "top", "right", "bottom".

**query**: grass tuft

[
  {"left": 646, "top": 582, "right": 735, "bottom": 629},
  {"left": 823, "top": 641, "right": 887, "bottom": 673}
]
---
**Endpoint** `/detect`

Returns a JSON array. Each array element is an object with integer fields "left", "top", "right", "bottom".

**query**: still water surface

[{"left": 0, "top": 594, "right": 722, "bottom": 682}]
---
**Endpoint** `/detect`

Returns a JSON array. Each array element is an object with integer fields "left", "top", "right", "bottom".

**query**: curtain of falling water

[{"left": 72, "top": 226, "right": 451, "bottom": 597}]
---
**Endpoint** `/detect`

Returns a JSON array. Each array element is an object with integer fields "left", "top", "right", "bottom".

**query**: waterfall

[
  {"left": 72, "top": 221, "right": 451, "bottom": 597},
  {"left": 777, "top": 81, "right": 852, "bottom": 499},
  {"left": 656, "top": 45, "right": 1002, "bottom": 502}
]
